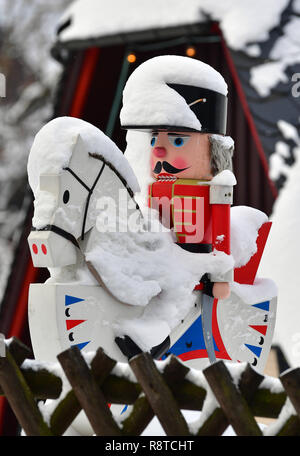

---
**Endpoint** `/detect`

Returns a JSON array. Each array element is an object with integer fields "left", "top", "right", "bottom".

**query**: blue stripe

[
  {"left": 121, "top": 405, "right": 128, "bottom": 414},
  {"left": 245, "top": 344, "right": 262, "bottom": 358},
  {"left": 252, "top": 301, "right": 269, "bottom": 311},
  {"left": 72, "top": 341, "right": 90, "bottom": 351},
  {"left": 65, "top": 295, "right": 84, "bottom": 306}
]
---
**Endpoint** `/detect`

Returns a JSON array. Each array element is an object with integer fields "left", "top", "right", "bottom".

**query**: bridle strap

[
  {"left": 31, "top": 224, "right": 80, "bottom": 249},
  {"left": 31, "top": 160, "right": 105, "bottom": 249},
  {"left": 32, "top": 223, "right": 129, "bottom": 305},
  {"left": 64, "top": 162, "right": 106, "bottom": 241},
  {"left": 79, "top": 161, "right": 106, "bottom": 241}
]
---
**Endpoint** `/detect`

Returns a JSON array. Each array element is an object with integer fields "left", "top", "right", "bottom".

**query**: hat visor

[
  {"left": 121, "top": 124, "right": 225, "bottom": 135},
  {"left": 121, "top": 124, "right": 201, "bottom": 133}
]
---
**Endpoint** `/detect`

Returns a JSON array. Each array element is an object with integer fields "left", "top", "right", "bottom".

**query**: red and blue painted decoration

[
  {"left": 246, "top": 300, "right": 270, "bottom": 365},
  {"left": 162, "top": 298, "right": 231, "bottom": 362},
  {"left": 163, "top": 299, "right": 271, "bottom": 365},
  {"left": 161, "top": 314, "right": 217, "bottom": 360},
  {"left": 65, "top": 295, "right": 90, "bottom": 351}
]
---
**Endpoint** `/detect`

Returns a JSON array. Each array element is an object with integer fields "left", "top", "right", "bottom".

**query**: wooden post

[
  {"left": 248, "top": 386, "right": 286, "bottom": 418},
  {"left": 276, "top": 415, "right": 300, "bottom": 436},
  {"left": 197, "top": 408, "right": 228, "bottom": 436},
  {"left": 51, "top": 348, "right": 118, "bottom": 436},
  {"left": 122, "top": 355, "right": 193, "bottom": 436},
  {"left": 58, "top": 346, "right": 122, "bottom": 436},
  {"left": 280, "top": 368, "right": 300, "bottom": 418},
  {"left": 198, "top": 363, "right": 264, "bottom": 436},
  {"left": 238, "top": 363, "right": 265, "bottom": 400},
  {"left": 162, "top": 355, "right": 206, "bottom": 410},
  {"left": 5, "top": 337, "right": 32, "bottom": 365},
  {"left": 0, "top": 349, "right": 52, "bottom": 436},
  {"left": 129, "top": 352, "right": 190, "bottom": 436},
  {"left": 50, "top": 390, "right": 82, "bottom": 436},
  {"left": 122, "top": 395, "right": 154, "bottom": 436},
  {"left": 90, "top": 347, "right": 116, "bottom": 381},
  {"left": 203, "top": 360, "right": 262, "bottom": 436},
  {"left": 20, "top": 366, "right": 62, "bottom": 400}
]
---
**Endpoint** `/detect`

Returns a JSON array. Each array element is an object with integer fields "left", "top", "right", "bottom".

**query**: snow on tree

[{"left": 0, "top": 0, "right": 72, "bottom": 302}]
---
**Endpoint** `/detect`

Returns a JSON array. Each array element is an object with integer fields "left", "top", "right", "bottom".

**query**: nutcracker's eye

[
  {"left": 63, "top": 190, "right": 70, "bottom": 204},
  {"left": 168, "top": 135, "right": 190, "bottom": 148},
  {"left": 150, "top": 136, "right": 157, "bottom": 147}
]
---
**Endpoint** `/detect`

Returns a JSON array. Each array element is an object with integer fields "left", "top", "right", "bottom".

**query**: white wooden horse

[{"left": 27, "top": 117, "right": 147, "bottom": 364}]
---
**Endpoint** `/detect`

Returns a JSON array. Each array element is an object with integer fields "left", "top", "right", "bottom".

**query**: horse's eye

[{"left": 63, "top": 190, "right": 70, "bottom": 204}]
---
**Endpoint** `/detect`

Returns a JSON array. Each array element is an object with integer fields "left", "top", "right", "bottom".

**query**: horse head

[{"left": 27, "top": 117, "right": 140, "bottom": 270}]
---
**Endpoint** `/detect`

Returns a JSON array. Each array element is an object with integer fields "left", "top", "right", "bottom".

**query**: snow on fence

[{"left": 0, "top": 337, "right": 299, "bottom": 436}]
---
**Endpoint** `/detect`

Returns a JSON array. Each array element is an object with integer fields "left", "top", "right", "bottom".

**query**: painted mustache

[{"left": 153, "top": 161, "right": 190, "bottom": 174}]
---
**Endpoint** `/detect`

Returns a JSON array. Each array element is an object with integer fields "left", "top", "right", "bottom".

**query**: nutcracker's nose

[{"left": 153, "top": 147, "right": 167, "bottom": 158}]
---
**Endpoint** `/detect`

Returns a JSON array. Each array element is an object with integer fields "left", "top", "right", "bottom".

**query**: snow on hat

[{"left": 120, "top": 55, "right": 228, "bottom": 135}]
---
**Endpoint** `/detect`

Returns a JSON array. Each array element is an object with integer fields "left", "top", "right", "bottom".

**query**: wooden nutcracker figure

[{"left": 120, "top": 55, "right": 277, "bottom": 369}]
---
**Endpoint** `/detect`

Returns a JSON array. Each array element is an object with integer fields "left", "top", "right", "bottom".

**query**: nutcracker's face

[{"left": 150, "top": 131, "right": 213, "bottom": 180}]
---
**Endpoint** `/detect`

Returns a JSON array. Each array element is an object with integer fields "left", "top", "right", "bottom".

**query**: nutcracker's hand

[{"left": 212, "top": 282, "right": 230, "bottom": 300}]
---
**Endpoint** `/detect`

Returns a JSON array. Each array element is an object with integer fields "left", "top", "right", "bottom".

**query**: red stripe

[
  {"left": 212, "top": 298, "right": 231, "bottom": 360},
  {"left": 69, "top": 47, "right": 100, "bottom": 118},
  {"left": 173, "top": 184, "right": 209, "bottom": 197},
  {"left": 178, "top": 349, "right": 208, "bottom": 362},
  {"left": 249, "top": 325, "right": 267, "bottom": 336},
  {"left": 7, "top": 261, "right": 38, "bottom": 339},
  {"left": 234, "top": 221, "right": 271, "bottom": 285},
  {"left": 66, "top": 320, "right": 86, "bottom": 330}
]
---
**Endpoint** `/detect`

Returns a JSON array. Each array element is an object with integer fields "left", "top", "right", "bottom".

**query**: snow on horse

[{"left": 27, "top": 116, "right": 145, "bottom": 363}]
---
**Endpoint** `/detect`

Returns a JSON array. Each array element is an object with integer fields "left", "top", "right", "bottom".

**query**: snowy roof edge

[{"left": 52, "top": 21, "right": 212, "bottom": 57}]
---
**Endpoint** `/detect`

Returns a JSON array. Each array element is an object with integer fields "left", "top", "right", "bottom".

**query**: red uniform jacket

[{"left": 148, "top": 176, "right": 233, "bottom": 283}]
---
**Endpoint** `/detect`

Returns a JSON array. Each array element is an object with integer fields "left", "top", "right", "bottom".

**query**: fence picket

[
  {"left": 203, "top": 361, "right": 262, "bottom": 436},
  {"left": 280, "top": 368, "right": 300, "bottom": 418},
  {"left": 58, "top": 346, "right": 122, "bottom": 436},
  {"left": 130, "top": 352, "right": 190, "bottom": 436},
  {"left": 0, "top": 347, "right": 52, "bottom": 436}
]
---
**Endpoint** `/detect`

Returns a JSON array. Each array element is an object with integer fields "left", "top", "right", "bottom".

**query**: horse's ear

[{"left": 68, "top": 134, "right": 89, "bottom": 170}]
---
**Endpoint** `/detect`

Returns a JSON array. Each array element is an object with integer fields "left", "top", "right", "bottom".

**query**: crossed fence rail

[{"left": 0, "top": 337, "right": 299, "bottom": 436}]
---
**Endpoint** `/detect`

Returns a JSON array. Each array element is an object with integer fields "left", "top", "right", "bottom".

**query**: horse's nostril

[
  {"left": 32, "top": 244, "right": 38, "bottom": 254},
  {"left": 41, "top": 244, "right": 47, "bottom": 255}
]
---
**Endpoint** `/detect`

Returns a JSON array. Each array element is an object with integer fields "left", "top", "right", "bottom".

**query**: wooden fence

[{"left": 0, "top": 337, "right": 299, "bottom": 436}]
